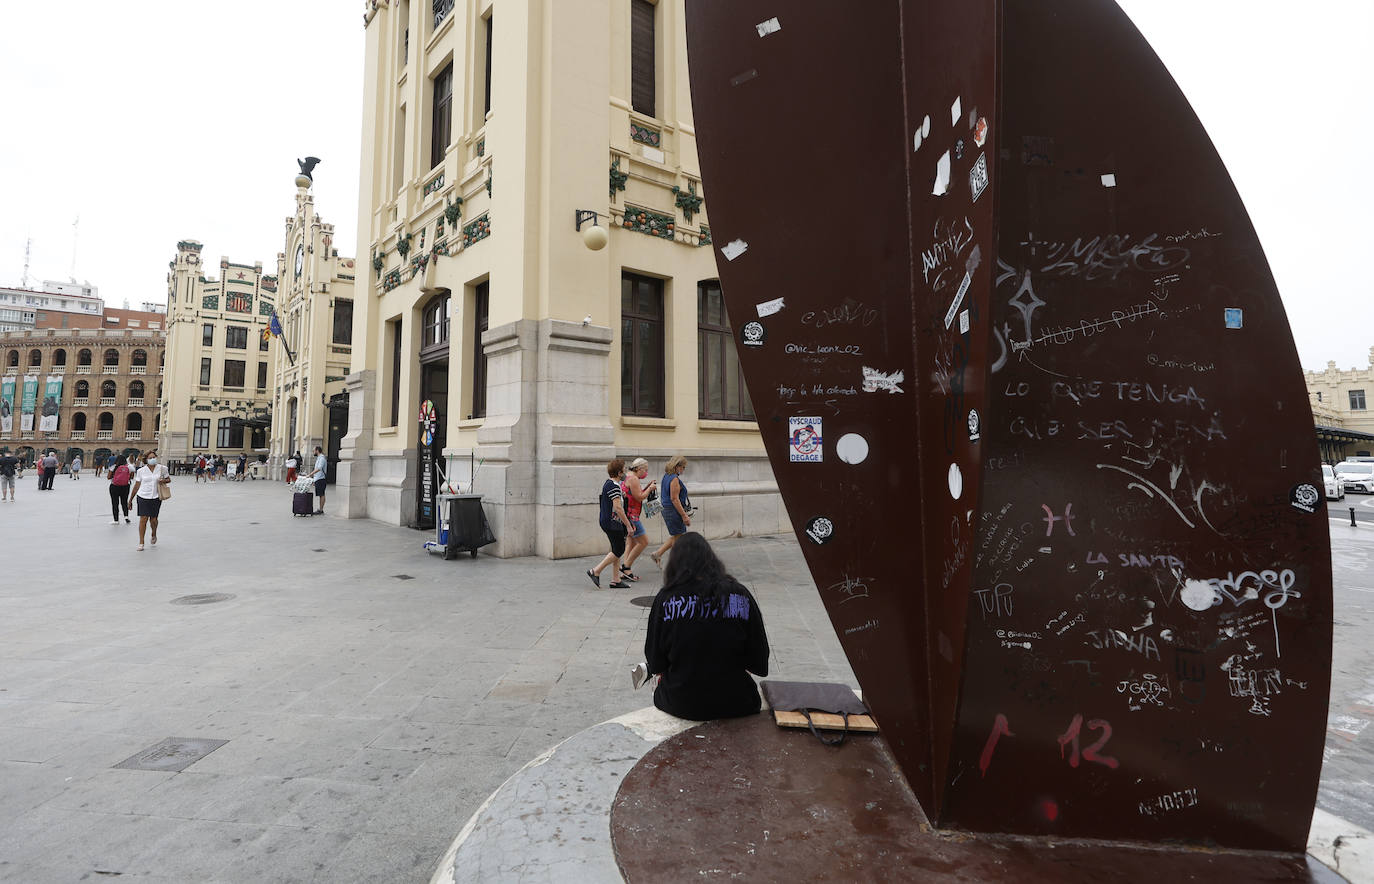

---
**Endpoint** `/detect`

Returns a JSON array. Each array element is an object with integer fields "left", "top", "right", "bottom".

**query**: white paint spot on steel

[
  {"left": 756, "top": 17, "right": 781, "bottom": 37},
  {"left": 948, "top": 463, "right": 963, "bottom": 500},
  {"left": 836, "top": 433, "right": 869, "bottom": 465},
  {"left": 720, "top": 239, "right": 749, "bottom": 262}
]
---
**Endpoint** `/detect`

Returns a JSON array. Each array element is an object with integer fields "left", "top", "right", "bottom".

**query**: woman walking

[
  {"left": 586, "top": 458, "right": 632, "bottom": 589},
  {"left": 285, "top": 451, "right": 299, "bottom": 485},
  {"left": 651, "top": 455, "right": 691, "bottom": 567},
  {"left": 107, "top": 454, "right": 132, "bottom": 524},
  {"left": 619, "top": 458, "right": 657, "bottom": 582},
  {"left": 128, "top": 449, "right": 170, "bottom": 551},
  {"left": 69, "top": 454, "right": 82, "bottom": 480},
  {"left": 643, "top": 533, "right": 770, "bottom": 720}
]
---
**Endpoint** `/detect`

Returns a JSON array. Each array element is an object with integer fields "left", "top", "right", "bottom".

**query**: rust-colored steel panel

[{"left": 685, "top": 0, "right": 1331, "bottom": 851}]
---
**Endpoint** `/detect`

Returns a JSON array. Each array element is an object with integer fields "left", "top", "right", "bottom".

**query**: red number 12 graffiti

[{"left": 979, "top": 712, "right": 1119, "bottom": 777}]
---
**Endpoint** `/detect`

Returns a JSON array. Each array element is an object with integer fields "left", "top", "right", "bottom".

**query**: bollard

[{"left": 1352, "top": 507, "right": 1358, "bottom": 527}]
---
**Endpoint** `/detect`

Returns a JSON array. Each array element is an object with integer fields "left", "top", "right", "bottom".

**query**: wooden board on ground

[{"left": 773, "top": 710, "right": 879, "bottom": 733}]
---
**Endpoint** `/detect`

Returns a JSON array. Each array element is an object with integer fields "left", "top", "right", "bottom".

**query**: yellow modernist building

[
  {"left": 339, "top": 0, "right": 781, "bottom": 557},
  {"left": 159, "top": 242, "right": 278, "bottom": 464}
]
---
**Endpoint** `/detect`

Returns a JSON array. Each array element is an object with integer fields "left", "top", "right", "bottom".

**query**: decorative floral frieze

[
  {"left": 435, "top": 216, "right": 445, "bottom": 239},
  {"left": 485, "top": 168, "right": 492, "bottom": 198},
  {"left": 610, "top": 157, "right": 628, "bottom": 201},
  {"left": 672, "top": 180, "right": 703, "bottom": 222},
  {"left": 621, "top": 206, "right": 674, "bottom": 240},
  {"left": 630, "top": 123, "right": 661, "bottom": 148},
  {"left": 372, "top": 250, "right": 384, "bottom": 275},
  {"left": 258, "top": 299, "right": 274, "bottom": 316},
  {"left": 444, "top": 194, "right": 463, "bottom": 226},
  {"left": 201, "top": 295, "right": 219, "bottom": 310},
  {"left": 698, "top": 225, "right": 712, "bottom": 247},
  {"left": 423, "top": 172, "right": 445, "bottom": 197},
  {"left": 395, "top": 232, "right": 413, "bottom": 260},
  {"left": 382, "top": 268, "right": 403, "bottom": 292},
  {"left": 408, "top": 251, "right": 430, "bottom": 281},
  {"left": 261, "top": 275, "right": 278, "bottom": 293},
  {"left": 177, "top": 240, "right": 203, "bottom": 252},
  {"left": 463, "top": 215, "right": 491, "bottom": 248}
]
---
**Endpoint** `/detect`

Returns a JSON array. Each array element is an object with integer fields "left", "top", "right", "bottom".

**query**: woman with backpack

[{"left": 108, "top": 455, "right": 132, "bottom": 524}]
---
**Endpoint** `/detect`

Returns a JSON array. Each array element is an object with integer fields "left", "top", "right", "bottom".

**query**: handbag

[
  {"left": 642, "top": 496, "right": 663, "bottom": 519},
  {"left": 157, "top": 467, "right": 171, "bottom": 501},
  {"left": 761, "top": 680, "right": 870, "bottom": 746}
]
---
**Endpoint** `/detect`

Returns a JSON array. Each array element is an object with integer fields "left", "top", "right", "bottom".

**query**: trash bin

[{"left": 438, "top": 493, "right": 496, "bottom": 559}]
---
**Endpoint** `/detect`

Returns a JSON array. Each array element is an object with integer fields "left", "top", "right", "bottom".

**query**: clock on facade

[{"left": 294, "top": 244, "right": 304, "bottom": 279}]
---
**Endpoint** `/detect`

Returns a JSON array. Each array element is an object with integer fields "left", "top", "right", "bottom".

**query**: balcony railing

[
  {"left": 101, "top": 365, "right": 118, "bottom": 374},
  {"left": 96, "top": 430, "right": 114, "bottom": 440},
  {"left": 130, "top": 366, "right": 146, "bottom": 375},
  {"left": 4, "top": 367, "right": 16, "bottom": 375},
  {"left": 52, "top": 364, "right": 68, "bottom": 372},
  {"left": 70, "top": 431, "right": 85, "bottom": 440},
  {"left": 21, "top": 432, "right": 34, "bottom": 440},
  {"left": 99, "top": 397, "right": 116, "bottom": 406},
  {"left": 433, "top": 0, "right": 453, "bottom": 29},
  {"left": 76, "top": 365, "right": 91, "bottom": 374},
  {"left": 124, "top": 433, "right": 143, "bottom": 441},
  {"left": 127, "top": 398, "right": 144, "bottom": 407},
  {"left": 72, "top": 397, "right": 89, "bottom": 406}
]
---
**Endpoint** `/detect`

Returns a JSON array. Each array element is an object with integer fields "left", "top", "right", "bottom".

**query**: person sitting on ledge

[{"left": 644, "top": 533, "right": 770, "bottom": 721}]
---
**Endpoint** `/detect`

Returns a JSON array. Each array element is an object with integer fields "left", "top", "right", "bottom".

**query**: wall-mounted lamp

[{"left": 575, "top": 210, "right": 609, "bottom": 251}]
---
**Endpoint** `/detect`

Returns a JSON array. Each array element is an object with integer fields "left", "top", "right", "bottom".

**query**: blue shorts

[
  {"left": 630, "top": 518, "right": 645, "bottom": 538},
  {"left": 314, "top": 477, "right": 327, "bottom": 496}
]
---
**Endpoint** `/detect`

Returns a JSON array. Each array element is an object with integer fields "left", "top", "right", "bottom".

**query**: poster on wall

[
  {"left": 20, "top": 375, "right": 37, "bottom": 432},
  {"left": 0, "top": 376, "right": 14, "bottom": 434},
  {"left": 39, "top": 375, "right": 62, "bottom": 433},
  {"left": 416, "top": 399, "right": 438, "bottom": 531}
]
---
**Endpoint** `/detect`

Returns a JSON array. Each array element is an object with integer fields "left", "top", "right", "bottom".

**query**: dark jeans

[
  {"left": 109, "top": 484, "right": 129, "bottom": 520},
  {"left": 39, "top": 467, "right": 55, "bottom": 490}
]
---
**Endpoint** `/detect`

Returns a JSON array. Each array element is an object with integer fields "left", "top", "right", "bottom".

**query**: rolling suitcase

[{"left": 293, "top": 491, "right": 315, "bottom": 516}]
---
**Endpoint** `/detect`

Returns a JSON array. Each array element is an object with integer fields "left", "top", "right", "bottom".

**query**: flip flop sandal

[
  {"left": 586, "top": 569, "right": 600, "bottom": 588},
  {"left": 620, "top": 569, "right": 640, "bottom": 581}
]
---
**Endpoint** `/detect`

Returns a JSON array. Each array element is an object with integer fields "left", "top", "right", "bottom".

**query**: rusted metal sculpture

[{"left": 686, "top": 0, "right": 1331, "bottom": 851}]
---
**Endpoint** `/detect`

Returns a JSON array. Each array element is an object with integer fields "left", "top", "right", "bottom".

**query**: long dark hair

[{"left": 662, "top": 533, "right": 740, "bottom": 600}]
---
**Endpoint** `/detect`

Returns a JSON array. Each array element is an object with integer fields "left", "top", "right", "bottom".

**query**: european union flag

[{"left": 269, "top": 310, "right": 283, "bottom": 338}]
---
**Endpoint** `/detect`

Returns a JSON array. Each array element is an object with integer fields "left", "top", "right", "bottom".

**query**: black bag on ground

[
  {"left": 761, "top": 680, "right": 869, "bottom": 746},
  {"left": 292, "top": 491, "right": 314, "bottom": 516}
]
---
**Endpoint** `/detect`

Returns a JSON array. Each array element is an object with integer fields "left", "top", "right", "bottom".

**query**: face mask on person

[{"left": 147, "top": 457, "right": 158, "bottom": 466}]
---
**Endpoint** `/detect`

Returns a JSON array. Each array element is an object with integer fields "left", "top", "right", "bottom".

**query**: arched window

[
  {"left": 157, "top": 382, "right": 163, "bottom": 400},
  {"left": 422, "top": 292, "right": 451, "bottom": 349},
  {"left": 101, "top": 380, "right": 117, "bottom": 399},
  {"left": 132, "top": 349, "right": 148, "bottom": 367},
  {"left": 159, "top": 350, "right": 165, "bottom": 367},
  {"left": 78, "top": 349, "right": 92, "bottom": 366},
  {"left": 129, "top": 380, "right": 145, "bottom": 399},
  {"left": 75, "top": 380, "right": 89, "bottom": 398},
  {"left": 103, "top": 348, "right": 119, "bottom": 367},
  {"left": 52, "top": 349, "right": 67, "bottom": 366},
  {"left": 5, "top": 350, "right": 17, "bottom": 367},
  {"left": 98, "top": 412, "right": 114, "bottom": 431},
  {"left": 154, "top": 413, "right": 160, "bottom": 433},
  {"left": 28, "top": 349, "right": 41, "bottom": 367},
  {"left": 73, "top": 413, "right": 87, "bottom": 431},
  {"left": 127, "top": 413, "right": 143, "bottom": 433}
]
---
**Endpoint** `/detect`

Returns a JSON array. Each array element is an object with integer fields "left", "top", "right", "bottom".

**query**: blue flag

[{"left": 269, "top": 310, "right": 283, "bottom": 338}]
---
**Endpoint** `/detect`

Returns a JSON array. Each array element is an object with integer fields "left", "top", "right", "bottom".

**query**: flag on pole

[{"left": 268, "top": 309, "right": 296, "bottom": 365}]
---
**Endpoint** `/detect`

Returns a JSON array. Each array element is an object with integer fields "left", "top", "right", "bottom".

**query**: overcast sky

[{"left": 1, "top": 1, "right": 1368, "bottom": 372}]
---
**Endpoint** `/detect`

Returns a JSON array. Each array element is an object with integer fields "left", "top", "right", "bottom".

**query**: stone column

[{"left": 335, "top": 369, "right": 375, "bottom": 519}]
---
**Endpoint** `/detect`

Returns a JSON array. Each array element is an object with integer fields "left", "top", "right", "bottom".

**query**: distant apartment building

[
  {"left": 1305, "top": 347, "right": 1374, "bottom": 462},
  {"left": 159, "top": 241, "right": 280, "bottom": 462}
]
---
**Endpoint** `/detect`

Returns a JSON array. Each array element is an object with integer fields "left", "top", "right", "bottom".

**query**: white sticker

[
  {"left": 861, "top": 366, "right": 905, "bottom": 394},
  {"left": 789, "top": 417, "right": 824, "bottom": 463},
  {"left": 950, "top": 96, "right": 962, "bottom": 127},
  {"left": 944, "top": 271, "right": 972, "bottom": 328},
  {"left": 721, "top": 239, "right": 749, "bottom": 261},
  {"left": 756, "top": 296, "right": 785, "bottom": 317},
  {"left": 914, "top": 114, "right": 932, "bottom": 152},
  {"left": 836, "top": 433, "right": 869, "bottom": 465},
  {"left": 641, "top": 145, "right": 665, "bottom": 164},
  {"left": 1180, "top": 579, "right": 1216, "bottom": 612},
  {"left": 933, "top": 150, "right": 951, "bottom": 196},
  {"left": 968, "top": 153, "right": 989, "bottom": 203},
  {"left": 1101, "top": 173, "right": 1117, "bottom": 187},
  {"left": 959, "top": 309, "right": 970, "bottom": 334},
  {"left": 756, "top": 16, "right": 781, "bottom": 36},
  {"left": 948, "top": 463, "right": 963, "bottom": 500}
]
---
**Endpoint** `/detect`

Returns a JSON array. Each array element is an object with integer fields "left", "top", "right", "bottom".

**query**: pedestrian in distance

[
  {"left": 236, "top": 452, "right": 247, "bottom": 482},
  {"left": 619, "top": 457, "right": 657, "bottom": 582},
  {"left": 308, "top": 445, "right": 328, "bottom": 514},
  {"left": 106, "top": 452, "right": 117, "bottom": 479},
  {"left": 587, "top": 458, "right": 632, "bottom": 589},
  {"left": 285, "top": 451, "right": 299, "bottom": 485},
  {"left": 108, "top": 454, "right": 132, "bottom": 523},
  {"left": 70, "top": 454, "right": 82, "bottom": 480},
  {"left": 128, "top": 449, "right": 170, "bottom": 551},
  {"left": 39, "top": 450, "right": 58, "bottom": 491},
  {"left": 195, "top": 453, "right": 207, "bottom": 483},
  {"left": 0, "top": 450, "right": 21, "bottom": 501},
  {"left": 93, "top": 455, "right": 104, "bottom": 478},
  {"left": 652, "top": 455, "right": 692, "bottom": 567},
  {"left": 642, "top": 532, "right": 770, "bottom": 720}
]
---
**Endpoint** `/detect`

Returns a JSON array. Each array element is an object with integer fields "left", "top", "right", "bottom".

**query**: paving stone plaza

[{"left": 0, "top": 479, "right": 1370, "bottom": 881}]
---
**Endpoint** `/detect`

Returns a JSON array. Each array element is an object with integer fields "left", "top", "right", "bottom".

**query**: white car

[
  {"left": 1323, "top": 464, "right": 1346, "bottom": 500},
  {"left": 1335, "top": 461, "right": 1374, "bottom": 494}
]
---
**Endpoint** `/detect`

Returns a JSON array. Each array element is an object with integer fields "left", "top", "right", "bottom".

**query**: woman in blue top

[{"left": 651, "top": 455, "right": 691, "bottom": 567}]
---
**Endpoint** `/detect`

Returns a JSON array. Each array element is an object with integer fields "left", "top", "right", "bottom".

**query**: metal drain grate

[
  {"left": 171, "top": 593, "right": 235, "bottom": 606},
  {"left": 114, "top": 737, "right": 228, "bottom": 772},
  {"left": 393, "top": 574, "right": 415, "bottom": 581},
  {"left": 630, "top": 596, "right": 655, "bottom": 608}
]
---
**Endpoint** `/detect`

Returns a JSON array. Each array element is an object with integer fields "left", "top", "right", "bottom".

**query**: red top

[{"left": 622, "top": 479, "right": 643, "bottom": 520}]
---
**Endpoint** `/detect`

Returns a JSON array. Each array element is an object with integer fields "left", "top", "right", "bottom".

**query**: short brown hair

[{"left": 607, "top": 458, "right": 626, "bottom": 477}]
